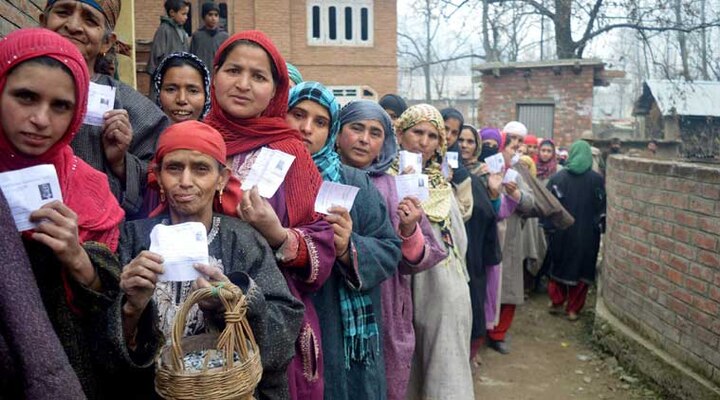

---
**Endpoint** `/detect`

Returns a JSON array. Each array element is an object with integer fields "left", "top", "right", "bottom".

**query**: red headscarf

[
  {"left": 525, "top": 134, "right": 539, "bottom": 162},
  {"left": 148, "top": 121, "right": 242, "bottom": 217},
  {"left": 0, "top": 28, "right": 123, "bottom": 251},
  {"left": 204, "top": 30, "right": 321, "bottom": 227}
]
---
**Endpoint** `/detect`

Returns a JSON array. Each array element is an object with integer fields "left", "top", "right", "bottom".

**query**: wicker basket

[{"left": 155, "top": 282, "right": 263, "bottom": 400}]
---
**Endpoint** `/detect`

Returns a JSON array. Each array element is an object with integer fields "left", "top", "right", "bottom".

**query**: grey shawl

[
  {"left": 119, "top": 214, "right": 304, "bottom": 399},
  {"left": 71, "top": 74, "right": 169, "bottom": 218},
  {"left": 498, "top": 170, "right": 536, "bottom": 305}
]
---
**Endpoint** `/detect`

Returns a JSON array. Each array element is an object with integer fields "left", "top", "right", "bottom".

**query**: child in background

[
  {"left": 147, "top": 0, "right": 190, "bottom": 99},
  {"left": 189, "top": 2, "right": 228, "bottom": 76}
]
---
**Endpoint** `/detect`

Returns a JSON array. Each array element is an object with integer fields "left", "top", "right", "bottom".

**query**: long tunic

[
  {"left": 18, "top": 238, "right": 154, "bottom": 400},
  {"left": 312, "top": 166, "right": 402, "bottom": 400},
  {"left": 118, "top": 214, "right": 305, "bottom": 400},
  {"left": 0, "top": 193, "right": 85, "bottom": 399},
  {"left": 546, "top": 169, "right": 606, "bottom": 285},
  {"left": 485, "top": 195, "right": 519, "bottom": 328},
  {"left": 407, "top": 196, "right": 473, "bottom": 400},
  {"left": 370, "top": 174, "right": 447, "bottom": 400},
  {"left": 71, "top": 74, "right": 169, "bottom": 218},
  {"left": 230, "top": 149, "right": 336, "bottom": 400},
  {"left": 465, "top": 174, "right": 502, "bottom": 339},
  {"left": 498, "top": 171, "right": 536, "bottom": 305}
]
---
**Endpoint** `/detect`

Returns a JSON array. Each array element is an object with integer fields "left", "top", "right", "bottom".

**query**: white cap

[{"left": 502, "top": 121, "right": 528, "bottom": 137}]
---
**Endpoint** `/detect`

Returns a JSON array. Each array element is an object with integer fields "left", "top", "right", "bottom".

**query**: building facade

[
  {"left": 474, "top": 59, "right": 613, "bottom": 145},
  {"left": 134, "top": 0, "right": 398, "bottom": 99}
]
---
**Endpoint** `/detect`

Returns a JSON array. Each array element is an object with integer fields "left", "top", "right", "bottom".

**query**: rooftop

[
  {"left": 634, "top": 79, "right": 720, "bottom": 118},
  {"left": 473, "top": 58, "right": 606, "bottom": 73}
]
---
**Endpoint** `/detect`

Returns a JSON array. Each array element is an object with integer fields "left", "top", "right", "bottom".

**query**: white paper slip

[
  {"left": 398, "top": 150, "right": 423, "bottom": 174},
  {"left": 83, "top": 82, "right": 116, "bottom": 126},
  {"left": 511, "top": 153, "right": 521, "bottom": 166},
  {"left": 150, "top": 222, "right": 208, "bottom": 282},
  {"left": 446, "top": 151, "right": 459, "bottom": 168},
  {"left": 0, "top": 164, "right": 63, "bottom": 232},
  {"left": 440, "top": 156, "right": 451, "bottom": 179},
  {"left": 395, "top": 174, "right": 430, "bottom": 202},
  {"left": 485, "top": 153, "right": 505, "bottom": 174},
  {"left": 314, "top": 181, "right": 360, "bottom": 215},
  {"left": 502, "top": 169, "right": 519, "bottom": 184},
  {"left": 241, "top": 147, "right": 296, "bottom": 198}
]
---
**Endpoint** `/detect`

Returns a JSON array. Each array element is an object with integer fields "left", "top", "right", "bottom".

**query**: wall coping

[{"left": 608, "top": 155, "right": 720, "bottom": 184}]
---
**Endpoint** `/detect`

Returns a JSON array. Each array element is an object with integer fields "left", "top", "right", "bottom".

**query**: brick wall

[
  {"left": 478, "top": 66, "right": 595, "bottom": 142},
  {"left": 134, "top": 0, "right": 397, "bottom": 95},
  {"left": 0, "top": 0, "right": 40, "bottom": 37},
  {"left": 603, "top": 155, "right": 720, "bottom": 384}
]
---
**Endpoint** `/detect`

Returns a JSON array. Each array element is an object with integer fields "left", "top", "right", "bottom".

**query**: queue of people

[{"left": 0, "top": 1, "right": 607, "bottom": 398}]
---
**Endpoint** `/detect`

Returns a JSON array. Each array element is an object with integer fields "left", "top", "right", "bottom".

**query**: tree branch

[
  {"left": 577, "top": 21, "right": 720, "bottom": 51},
  {"left": 487, "top": 0, "right": 555, "bottom": 19},
  {"left": 406, "top": 53, "right": 486, "bottom": 70}
]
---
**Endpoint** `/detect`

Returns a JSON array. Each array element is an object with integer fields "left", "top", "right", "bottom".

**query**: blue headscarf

[
  {"left": 288, "top": 81, "right": 342, "bottom": 183},
  {"left": 286, "top": 62, "right": 304, "bottom": 86},
  {"left": 153, "top": 52, "right": 212, "bottom": 120},
  {"left": 338, "top": 100, "right": 397, "bottom": 176}
]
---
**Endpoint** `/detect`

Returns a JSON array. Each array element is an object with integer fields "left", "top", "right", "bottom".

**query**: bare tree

[
  {"left": 449, "top": 0, "right": 720, "bottom": 59},
  {"left": 398, "top": 0, "right": 484, "bottom": 101}
]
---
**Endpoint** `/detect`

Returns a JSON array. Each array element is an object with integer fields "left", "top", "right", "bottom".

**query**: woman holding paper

[
  {"left": 334, "top": 99, "right": 447, "bottom": 400},
  {"left": 486, "top": 121, "right": 536, "bottom": 355},
  {"left": 0, "top": 28, "right": 147, "bottom": 398},
  {"left": 204, "top": 31, "right": 336, "bottom": 400},
  {"left": 457, "top": 125, "right": 515, "bottom": 362},
  {"left": 118, "top": 121, "right": 304, "bottom": 398},
  {"left": 389, "top": 104, "right": 473, "bottom": 400},
  {"left": 41, "top": 0, "right": 170, "bottom": 219},
  {"left": 286, "top": 82, "right": 402, "bottom": 400}
]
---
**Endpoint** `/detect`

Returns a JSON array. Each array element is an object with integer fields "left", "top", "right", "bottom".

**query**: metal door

[{"left": 517, "top": 103, "right": 555, "bottom": 138}]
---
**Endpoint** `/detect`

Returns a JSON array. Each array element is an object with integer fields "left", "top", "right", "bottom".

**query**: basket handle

[{"left": 169, "top": 282, "right": 257, "bottom": 371}]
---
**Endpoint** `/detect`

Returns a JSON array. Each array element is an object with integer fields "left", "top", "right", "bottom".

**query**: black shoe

[{"left": 488, "top": 339, "right": 510, "bottom": 354}]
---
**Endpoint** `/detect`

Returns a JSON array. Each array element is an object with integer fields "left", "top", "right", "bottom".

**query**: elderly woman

[
  {"left": 392, "top": 104, "right": 473, "bottom": 400},
  {"left": 203, "top": 31, "right": 335, "bottom": 400},
  {"left": 287, "top": 83, "right": 402, "bottom": 400},
  {"left": 334, "top": 100, "right": 447, "bottom": 400},
  {"left": 41, "top": 0, "right": 170, "bottom": 218},
  {"left": 153, "top": 52, "right": 211, "bottom": 124},
  {"left": 118, "top": 121, "right": 304, "bottom": 399},
  {"left": 0, "top": 28, "right": 142, "bottom": 399}
]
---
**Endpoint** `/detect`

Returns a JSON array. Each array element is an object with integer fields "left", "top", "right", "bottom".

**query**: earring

[
  {"left": 218, "top": 188, "right": 224, "bottom": 205},
  {"left": 160, "top": 189, "right": 166, "bottom": 203}
]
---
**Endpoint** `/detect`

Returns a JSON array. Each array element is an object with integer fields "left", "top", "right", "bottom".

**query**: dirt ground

[{"left": 472, "top": 289, "right": 665, "bottom": 400}]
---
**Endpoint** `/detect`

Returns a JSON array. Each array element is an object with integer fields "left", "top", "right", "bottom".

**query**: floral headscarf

[{"left": 396, "top": 104, "right": 458, "bottom": 256}]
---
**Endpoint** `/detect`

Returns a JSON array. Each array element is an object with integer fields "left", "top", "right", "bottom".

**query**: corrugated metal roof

[{"left": 645, "top": 79, "right": 720, "bottom": 117}]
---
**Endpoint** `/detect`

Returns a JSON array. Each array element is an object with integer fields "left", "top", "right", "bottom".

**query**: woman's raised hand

[
  {"left": 397, "top": 196, "right": 422, "bottom": 237},
  {"left": 30, "top": 201, "right": 97, "bottom": 288},
  {"left": 120, "top": 250, "right": 164, "bottom": 315},
  {"left": 237, "top": 186, "right": 288, "bottom": 248}
]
